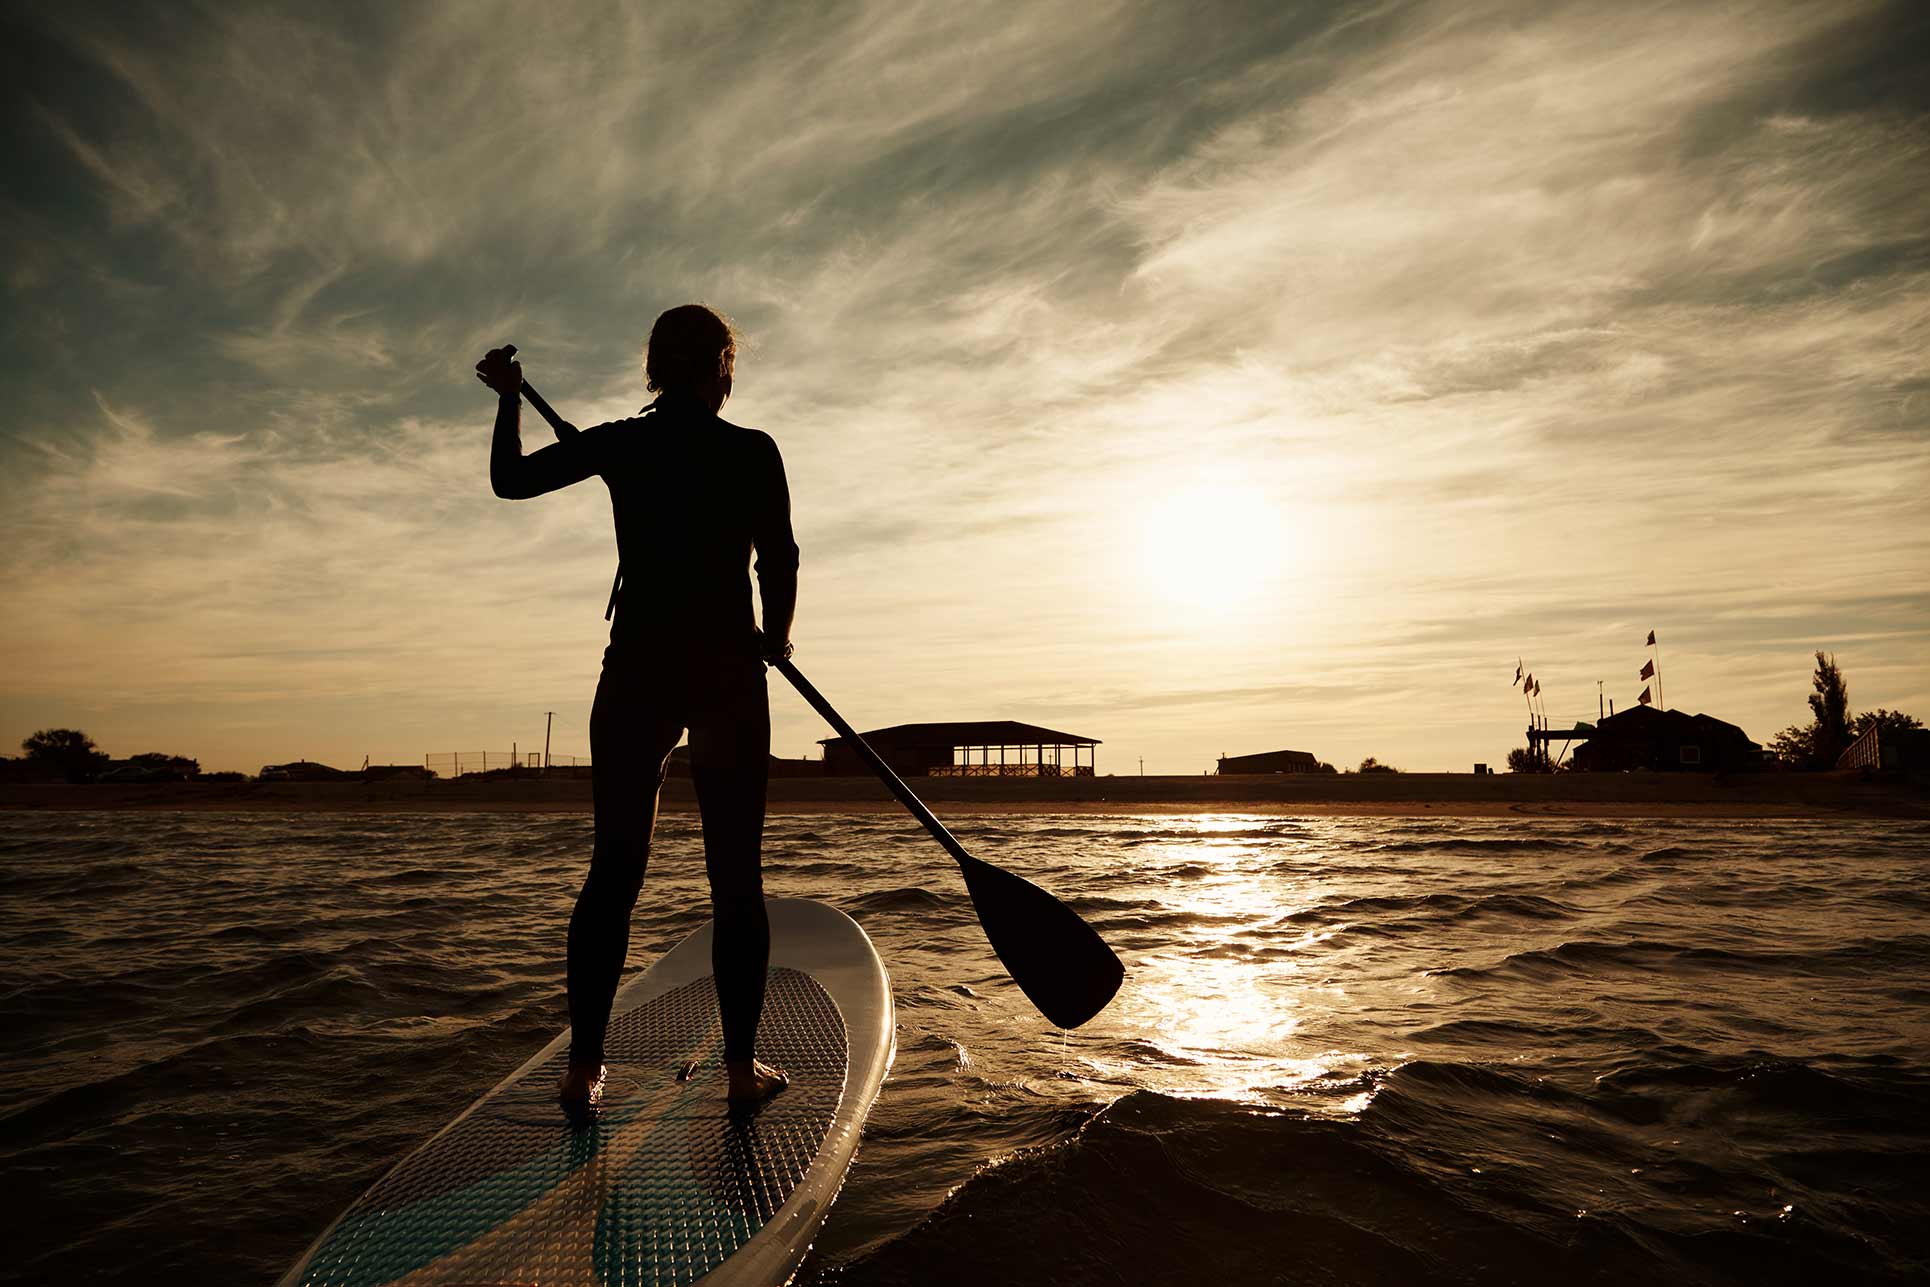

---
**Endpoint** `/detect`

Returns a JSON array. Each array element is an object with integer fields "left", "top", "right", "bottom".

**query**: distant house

[
  {"left": 258, "top": 760, "right": 353, "bottom": 782},
  {"left": 0, "top": 756, "right": 62, "bottom": 784},
  {"left": 1568, "top": 707, "right": 1760, "bottom": 773},
  {"left": 663, "top": 748, "right": 825, "bottom": 778},
  {"left": 819, "top": 721, "right": 1100, "bottom": 778},
  {"left": 1217, "top": 749, "right": 1321, "bottom": 774}
]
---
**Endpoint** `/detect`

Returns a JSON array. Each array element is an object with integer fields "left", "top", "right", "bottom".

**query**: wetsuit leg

[
  {"left": 569, "top": 658, "right": 683, "bottom": 1066},
  {"left": 687, "top": 663, "right": 772, "bottom": 1062}
]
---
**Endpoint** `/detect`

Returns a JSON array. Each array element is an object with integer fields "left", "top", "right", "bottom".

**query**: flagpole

[
  {"left": 1653, "top": 635, "right": 1665, "bottom": 711},
  {"left": 1522, "top": 667, "right": 1535, "bottom": 746}
]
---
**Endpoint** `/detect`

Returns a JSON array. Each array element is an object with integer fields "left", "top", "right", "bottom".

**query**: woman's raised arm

[{"left": 477, "top": 345, "right": 601, "bottom": 499}]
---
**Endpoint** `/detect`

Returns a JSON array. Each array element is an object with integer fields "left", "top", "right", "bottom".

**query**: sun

[{"left": 1135, "top": 479, "right": 1287, "bottom": 614}]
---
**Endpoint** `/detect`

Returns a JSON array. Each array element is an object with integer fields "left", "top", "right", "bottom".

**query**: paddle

[
  {"left": 518, "top": 376, "right": 1124, "bottom": 1028},
  {"left": 771, "top": 657, "right": 1125, "bottom": 1030}
]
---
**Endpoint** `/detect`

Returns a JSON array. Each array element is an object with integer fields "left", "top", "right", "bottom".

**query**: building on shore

[
  {"left": 258, "top": 760, "right": 354, "bottom": 782},
  {"left": 1563, "top": 706, "right": 1761, "bottom": 773},
  {"left": 819, "top": 721, "right": 1100, "bottom": 778},
  {"left": 0, "top": 757, "right": 63, "bottom": 784},
  {"left": 1217, "top": 749, "right": 1323, "bottom": 774},
  {"left": 662, "top": 748, "right": 829, "bottom": 778}
]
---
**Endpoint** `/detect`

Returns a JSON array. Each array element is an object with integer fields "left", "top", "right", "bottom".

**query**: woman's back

[{"left": 586, "top": 397, "right": 798, "bottom": 664}]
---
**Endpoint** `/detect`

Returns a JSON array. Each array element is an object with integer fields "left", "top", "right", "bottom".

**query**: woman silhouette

[{"left": 476, "top": 305, "right": 798, "bottom": 1113}]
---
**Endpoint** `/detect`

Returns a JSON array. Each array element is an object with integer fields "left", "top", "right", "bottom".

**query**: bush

[{"left": 1506, "top": 746, "right": 1552, "bottom": 773}]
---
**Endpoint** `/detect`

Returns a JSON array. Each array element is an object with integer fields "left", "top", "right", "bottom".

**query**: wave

[
  {"left": 1430, "top": 933, "right": 1930, "bottom": 982},
  {"left": 1376, "top": 835, "right": 1592, "bottom": 853},
  {"left": 1275, "top": 891, "right": 1581, "bottom": 933},
  {"left": 843, "top": 886, "right": 960, "bottom": 914},
  {"left": 829, "top": 1084, "right": 1924, "bottom": 1286}
]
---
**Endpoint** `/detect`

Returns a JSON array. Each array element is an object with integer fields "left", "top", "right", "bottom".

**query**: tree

[
  {"left": 1772, "top": 652, "right": 1855, "bottom": 769},
  {"left": 1850, "top": 708, "right": 1922, "bottom": 741},
  {"left": 1316, "top": 761, "right": 1338, "bottom": 774},
  {"left": 1768, "top": 724, "right": 1813, "bottom": 768},
  {"left": 1358, "top": 756, "right": 1400, "bottom": 774},
  {"left": 1806, "top": 651, "right": 1850, "bottom": 766},
  {"left": 21, "top": 728, "right": 111, "bottom": 783}
]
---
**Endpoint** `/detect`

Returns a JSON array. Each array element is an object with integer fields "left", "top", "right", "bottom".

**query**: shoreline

[{"left": 3, "top": 772, "right": 1924, "bottom": 819}]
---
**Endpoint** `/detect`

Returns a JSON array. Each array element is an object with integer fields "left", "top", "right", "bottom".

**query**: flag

[
  {"left": 1533, "top": 679, "right": 1542, "bottom": 697},
  {"left": 1524, "top": 673, "right": 1533, "bottom": 695},
  {"left": 1638, "top": 686, "right": 1652, "bottom": 705},
  {"left": 1640, "top": 659, "right": 1655, "bottom": 680},
  {"left": 1646, "top": 630, "right": 1656, "bottom": 646},
  {"left": 1514, "top": 659, "right": 1523, "bottom": 686}
]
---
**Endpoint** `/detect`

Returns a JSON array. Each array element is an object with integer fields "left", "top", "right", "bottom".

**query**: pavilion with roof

[{"left": 818, "top": 720, "right": 1101, "bottom": 778}]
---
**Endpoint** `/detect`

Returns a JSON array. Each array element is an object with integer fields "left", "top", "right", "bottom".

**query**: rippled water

[{"left": 2, "top": 811, "right": 1927, "bottom": 1285}]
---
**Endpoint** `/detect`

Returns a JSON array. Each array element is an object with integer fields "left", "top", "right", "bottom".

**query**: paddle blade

[{"left": 956, "top": 854, "right": 1124, "bottom": 1029}]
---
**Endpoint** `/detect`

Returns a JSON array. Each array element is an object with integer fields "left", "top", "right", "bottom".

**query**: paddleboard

[{"left": 278, "top": 897, "right": 894, "bottom": 1287}]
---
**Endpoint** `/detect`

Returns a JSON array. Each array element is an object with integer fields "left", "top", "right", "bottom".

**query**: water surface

[{"left": 2, "top": 811, "right": 1926, "bottom": 1284}]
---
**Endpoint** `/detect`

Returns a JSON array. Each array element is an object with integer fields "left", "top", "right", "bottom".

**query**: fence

[
  {"left": 927, "top": 763, "right": 1095, "bottom": 778},
  {"left": 1835, "top": 725, "right": 1883, "bottom": 771},
  {"left": 424, "top": 751, "right": 591, "bottom": 779}
]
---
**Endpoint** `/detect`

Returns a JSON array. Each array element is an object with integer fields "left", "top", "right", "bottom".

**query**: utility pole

[
  {"left": 1139, "top": 756, "right": 1144, "bottom": 776},
  {"left": 544, "top": 712, "right": 555, "bottom": 771}
]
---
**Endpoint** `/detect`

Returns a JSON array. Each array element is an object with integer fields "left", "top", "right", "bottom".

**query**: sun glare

[{"left": 1136, "top": 480, "right": 1286, "bottom": 613}]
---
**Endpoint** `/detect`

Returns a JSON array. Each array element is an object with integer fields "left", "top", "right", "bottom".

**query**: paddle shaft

[
  {"left": 771, "top": 657, "right": 978, "bottom": 869},
  {"left": 773, "top": 657, "right": 1124, "bottom": 1028},
  {"left": 520, "top": 379, "right": 575, "bottom": 438}
]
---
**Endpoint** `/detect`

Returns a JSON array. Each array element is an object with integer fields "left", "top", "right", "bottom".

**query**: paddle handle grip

[{"left": 772, "top": 657, "right": 977, "bottom": 871}]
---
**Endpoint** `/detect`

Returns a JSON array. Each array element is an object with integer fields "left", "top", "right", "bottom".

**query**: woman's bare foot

[
  {"left": 558, "top": 1060, "right": 606, "bottom": 1116},
  {"left": 725, "top": 1057, "right": 789, "bottom": 1106}
]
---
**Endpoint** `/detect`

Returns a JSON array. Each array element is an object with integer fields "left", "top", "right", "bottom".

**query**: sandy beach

[{"left": 5, "top": 771, "right": 1924, "bottom": 818}]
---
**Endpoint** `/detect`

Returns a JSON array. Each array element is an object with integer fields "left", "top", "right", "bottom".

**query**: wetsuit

[{"left": 491, "top": 389, "right": 799, "bottom": 1067}]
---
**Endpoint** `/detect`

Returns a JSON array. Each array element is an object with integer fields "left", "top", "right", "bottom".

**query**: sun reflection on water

[{"left": 1079, "top": 814, "right": 1383, "bottom": 1111}]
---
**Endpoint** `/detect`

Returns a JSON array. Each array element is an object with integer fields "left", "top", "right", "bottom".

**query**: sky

[{"left": 2, "top": 0, "right": 1926, "bottom": 775}]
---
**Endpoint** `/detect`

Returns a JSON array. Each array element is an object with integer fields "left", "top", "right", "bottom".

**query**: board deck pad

[{"left": 294, "top": 968, "right": 849, "bottom": 1287}]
